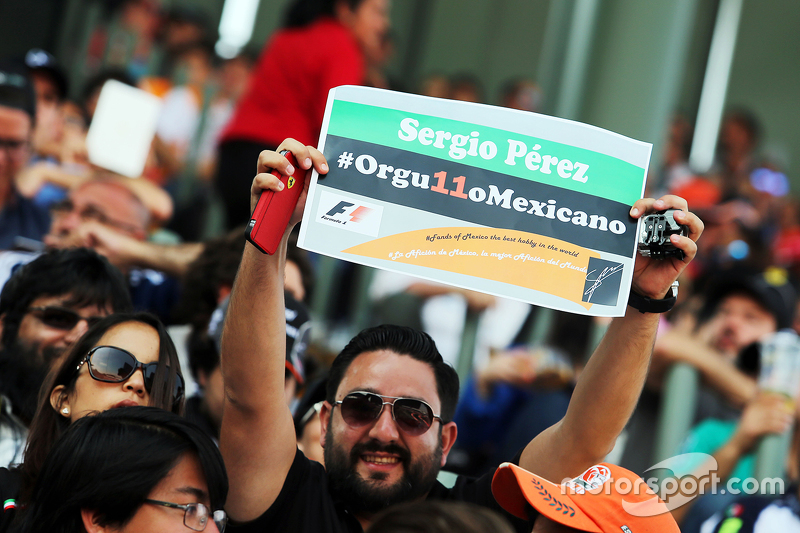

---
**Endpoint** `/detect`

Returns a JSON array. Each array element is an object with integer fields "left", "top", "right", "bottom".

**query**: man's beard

[
  {"left": 0, "top": 342, "right": 61, "bottom": 425},
  {"left": 324, "top": 428, "right": 442, "bottom": 516}
]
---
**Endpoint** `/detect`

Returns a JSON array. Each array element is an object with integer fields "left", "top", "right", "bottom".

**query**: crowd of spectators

[{"left": 0, "top": 0, "right": 799, "bottom": 531}]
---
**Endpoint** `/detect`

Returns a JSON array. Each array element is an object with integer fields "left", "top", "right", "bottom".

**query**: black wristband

[{"left": 627, "top": 282, "right": 678, "bottom": 314}]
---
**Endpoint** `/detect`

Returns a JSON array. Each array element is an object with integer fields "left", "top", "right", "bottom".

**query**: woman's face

[
  {"left": 84, "top": 452, "right": 220, "bottom": 533},
  {"left": 339, "top": 0, "right": 390, "bottom": 63},
  {"left": 53, "top": 321, "right": 160, "bottom": 421}
]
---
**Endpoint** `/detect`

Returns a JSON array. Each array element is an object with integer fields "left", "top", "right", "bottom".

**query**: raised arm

[
  {"left": 519, "top": 195, "right": 704, "bottom": 482},
  {"left": 219, "top": 139, "right": 328, "bottom": 522},
  {"left": 16, "top": 163, "right": 174, "bottom": 223},
  {"left": 76, "top": 226, "right": 205, "bottom": 278},
  {"left": 651, "top": 321, "right": 758, "bottom": 408}
]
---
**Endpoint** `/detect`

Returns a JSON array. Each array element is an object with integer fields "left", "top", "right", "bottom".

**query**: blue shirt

[{"left": 0, "top": 192, "right": 50, "bottom": 250}]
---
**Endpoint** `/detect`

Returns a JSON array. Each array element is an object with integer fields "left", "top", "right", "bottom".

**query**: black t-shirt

[{"left": 229, "top": 449, "right": 533, "bottom": 533}]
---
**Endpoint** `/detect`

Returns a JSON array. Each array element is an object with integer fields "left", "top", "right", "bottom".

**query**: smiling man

[
  {"left": 319, "top": 328, "right": 459, "bottom": 516},
  {"left": 219, "top": 140, "right": 703, "bottom": 532},
  {"left": 0, "top": 248, "right": 131, "bottom": 467}
]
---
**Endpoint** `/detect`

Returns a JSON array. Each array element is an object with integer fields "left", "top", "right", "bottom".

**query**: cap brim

[{"left": 492, "top": 463, "right": 602, "bottom": 532}]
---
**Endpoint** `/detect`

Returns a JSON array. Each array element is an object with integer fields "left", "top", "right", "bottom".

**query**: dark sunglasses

[
  {"left": 334, "top": 391, "right": 443, "bottom": 436},
  {"left": 26, "top": 306, "right": 103, "bottom": 331},
  {"left": 76, "top": 345, "right": 184, "bottom": 402}
]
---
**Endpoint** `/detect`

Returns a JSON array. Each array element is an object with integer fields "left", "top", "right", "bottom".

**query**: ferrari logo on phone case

[{"left": 288, "top": 176, "right": 296, "bottom": 189}]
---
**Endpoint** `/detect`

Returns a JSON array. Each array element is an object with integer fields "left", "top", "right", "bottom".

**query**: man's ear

[
  {"left": 439, "top": 422, "right": 458, "bottom": 467},
  {"left": 81, "top": 508, "right": 110, "bottom": 533},
  {"left": 318, "top": 401, "right": 332, "bottom": 449}
]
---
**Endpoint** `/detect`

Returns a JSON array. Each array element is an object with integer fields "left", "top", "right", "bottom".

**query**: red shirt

[{"left": 221, "top": 17, "right": 364, "bottom": 148}]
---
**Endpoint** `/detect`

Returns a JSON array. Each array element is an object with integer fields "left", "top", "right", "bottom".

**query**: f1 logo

[
  {"left": 325, "top": 201, "right": 373, "bottom": 222},
  {"left": 317, "top": 191, "right": 382, "bottom": 237},
  {"left": 326, "top": 201, "right": 354, "bottom": 217}
]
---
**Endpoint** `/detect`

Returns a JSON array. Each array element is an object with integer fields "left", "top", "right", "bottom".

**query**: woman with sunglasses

[
  {"left": 0, "top": 312, "right": 185, "bottom": 530},
  {"left": 14, "top": 406, "right": 227, "bottom": 533}
]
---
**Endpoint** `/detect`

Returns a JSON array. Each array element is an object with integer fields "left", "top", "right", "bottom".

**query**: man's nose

[
  {"left": 48, "top": 209, "right": 79, "bottom": 239},
  {"left": 721, "top": 314, "right": 743, "bottom": 332},
  {"left": 63, "top": 317, "right": 91, "bottom": 345},
  {"left": 368, "top": 403, "right": 400, "bottom": 442}
]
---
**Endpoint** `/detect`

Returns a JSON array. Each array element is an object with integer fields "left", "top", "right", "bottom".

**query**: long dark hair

[
  {"left": 19, "top": 312, "right": 184, "bottom": 502},
  {"left": 15, "top": 407, "right": 227, "bottom": 533}
]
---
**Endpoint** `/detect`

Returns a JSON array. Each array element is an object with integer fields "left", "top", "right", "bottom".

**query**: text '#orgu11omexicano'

[{"left": 338, "top": 150, "right": 627, "bottom": 236}]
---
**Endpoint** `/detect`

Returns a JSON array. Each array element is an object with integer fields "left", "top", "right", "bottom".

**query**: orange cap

[{"left": 491, "top": 463, "right": 679, "bottom": 533}]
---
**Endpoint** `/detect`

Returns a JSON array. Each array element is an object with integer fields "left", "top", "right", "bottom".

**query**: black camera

[{"left": 638, "top": 209, "right": 688, "bottom": 260}]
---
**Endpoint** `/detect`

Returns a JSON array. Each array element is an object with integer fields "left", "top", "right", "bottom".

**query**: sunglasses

[
  {"left": 76, "top": 346, "right": 184, "bottom": 402},
  {"left": 26, "top": 306, "right": 104, "bottom": 331},
  {"left": 334, "top": 391, "right": 443, "bottom": 436}
]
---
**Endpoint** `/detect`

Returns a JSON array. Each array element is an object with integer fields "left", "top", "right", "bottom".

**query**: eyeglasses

[
  {"left": 26, "top": 306, "right": 104, "bottom": 331},
  {"left": 76, "top": 345, "right": 184, "bottom": 402},
  {"left": 334, "top": 391, "right": 443, "bottom": 436},
  {"left": 49, "top": 199, "right": 142, "bottom": 234},
  {"left": 144, "top": 499, "right": 227, "bottom": 532}
]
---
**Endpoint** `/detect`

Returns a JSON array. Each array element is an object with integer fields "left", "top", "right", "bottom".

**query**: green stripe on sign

[{"left": 327, "top": 100, "right": 646, "bottom": 206}]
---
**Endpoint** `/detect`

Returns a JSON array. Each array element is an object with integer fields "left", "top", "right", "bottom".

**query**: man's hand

[
  {"left": 250, "top": 138, "right": 328, "bottom": 229},
  {"left": 460, "top": 288, "right": 496, "bottom": 312},
  {"left": 629, "top": 196, "right": 703, "bottom": 299},
  {"left": 653, "top": 316, "right": 711, "bottom": 367},
  {"left": 74, "top": 221, "right": 143, "bottom": 271},
  {"left": 475, "top": 351, "right": 538, "bottom": 398},
  {"left": 730, "top": 392, "right": 793, "bottom": 454}
]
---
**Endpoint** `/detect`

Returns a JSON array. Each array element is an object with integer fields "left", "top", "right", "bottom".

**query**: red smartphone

[{"left": 245, "top": 150, "right": 304, "bottom": 254}]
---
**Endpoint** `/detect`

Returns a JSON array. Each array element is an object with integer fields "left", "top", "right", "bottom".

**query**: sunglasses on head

[
  {"left": 76, "top": 345, "right": 184, "bottom": 402},
  {"left": 26, "top": 306, "right": 103, "bottom": 331},
  {"left": 334, "top": 391, "right": 443, "bottom": 436}
]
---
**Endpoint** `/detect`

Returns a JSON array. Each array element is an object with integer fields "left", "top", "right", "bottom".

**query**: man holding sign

[{"left": 219, "top": 138, "right": 703, "bottom": 531}]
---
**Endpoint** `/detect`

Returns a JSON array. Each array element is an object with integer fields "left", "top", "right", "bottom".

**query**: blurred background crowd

[{"left": 2, "top": 0, "right": 800, "bottom": 531}]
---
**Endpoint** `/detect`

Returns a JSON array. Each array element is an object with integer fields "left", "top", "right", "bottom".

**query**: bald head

[{"left": 45, "top": 179, "right": 150, "bottom": 249}]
